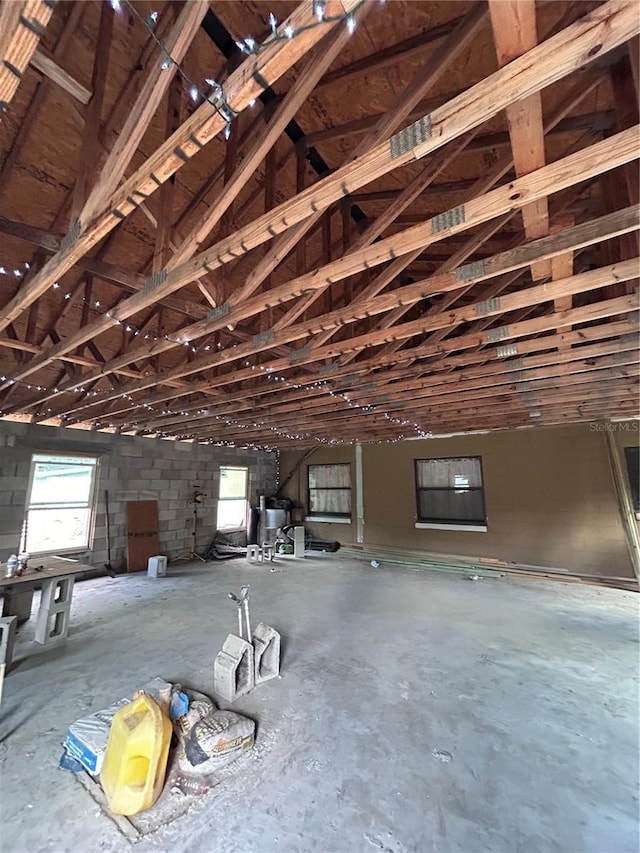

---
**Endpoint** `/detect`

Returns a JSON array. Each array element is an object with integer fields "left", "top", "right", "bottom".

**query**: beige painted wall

[{"left": 280, "top": 423, "right": 636, "bottom": 578}]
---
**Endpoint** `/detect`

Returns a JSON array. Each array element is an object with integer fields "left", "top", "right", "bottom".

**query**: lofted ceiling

[{"left": 0, "top": 0, "right": 638, "bottom": 448}]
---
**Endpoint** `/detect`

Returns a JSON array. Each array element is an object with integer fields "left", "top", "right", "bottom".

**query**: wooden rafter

[
  {"left": 489, "top": 0, "right": 550, "bottom": 279},
  {"left": 23, "top": 201, "right": 638, "bottom": 419},
  {"left": 0, "top": 0, "right": 56, "bottom": 113},
  {"left": 0, "top": 0, "right": 361, "bottom": 332},
  {"left": 29, "top": 46, "right": 91, "bottom": 104}
]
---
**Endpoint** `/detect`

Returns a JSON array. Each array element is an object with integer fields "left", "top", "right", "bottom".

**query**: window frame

[
  {"left": 25, "top": 451, "right": 99, "bottom": 555},
  {"left": 216, "top": 465, "right": 249, "bottom": 531},
  {"left": 306, "top": 462, "right": 353, "bottom": 524},
  {"left": 414, "top": 456, "right": 487, "bottom": 533}
]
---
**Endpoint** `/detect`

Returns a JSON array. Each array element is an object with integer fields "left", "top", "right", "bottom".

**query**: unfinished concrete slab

[{"left": 1, "top": 556, "right": 638, "bottom": 853}]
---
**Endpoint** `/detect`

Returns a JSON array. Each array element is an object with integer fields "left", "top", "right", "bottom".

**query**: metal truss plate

[
  {"left": 390, "top": 115, "right": 432, "bottom": 159},
  {"left": 431, "top": 205, "right": 465, "bottom": 234},
  {"left": 207, "top": 302, "right": 231, "bottom": 323}
]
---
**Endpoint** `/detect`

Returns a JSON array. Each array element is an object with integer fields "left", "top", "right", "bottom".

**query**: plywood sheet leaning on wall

[{"left": 126, "top": 501, "right": 159, "bottom": 573}]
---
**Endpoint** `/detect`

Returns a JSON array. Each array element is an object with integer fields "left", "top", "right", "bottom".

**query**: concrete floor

[{"left": 1, "top": 556, "right": 638, "bottom": 853}]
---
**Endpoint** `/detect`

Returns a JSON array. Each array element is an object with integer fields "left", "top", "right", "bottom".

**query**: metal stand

[
  {"left": 228, "top": 586, "right": 251, "bottom": 639},
  {"left": 175, "top": 489, "right": 207, "bottom": 562}
]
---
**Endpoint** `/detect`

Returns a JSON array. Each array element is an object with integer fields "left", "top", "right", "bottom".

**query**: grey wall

[{"left": 0, "top": 421, "right": 277, "bottom": 569}]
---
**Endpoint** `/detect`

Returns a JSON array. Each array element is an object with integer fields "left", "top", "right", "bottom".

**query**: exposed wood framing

[
  {"left": 0, "top": 0, "right": 56, "bottom": 113},
  {"left": 29, "top": 46, "right": 91, "bottom": 104},
  {"left": 0, "top": 0, "right": 361, "bottom": 332},
  {"left": 1, "top": 0, "right": 638, "bottom": 447},
  {"left": 21, "top": 202, "right": 638, "bottom": 418},
  {"left": 490, "top": 0, "right": 550, "bottom": 279}
]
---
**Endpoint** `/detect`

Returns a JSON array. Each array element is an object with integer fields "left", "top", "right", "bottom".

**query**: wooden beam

[
  {"left": 61, "top": 306, "right": 638, "bottom": 428},
  {"left": 342, "top": 90, "right": 606, "bottom": 364},
  {"left": 29, "top": 46, "right": 91, "bottom": 104},
  {"left": 168, "top": 5, "right": 371, "bottom": 269},
  {"left": 0, "top": 0, "right": 56, "bottom": 113},
  {"left": 134, "top": 318, "right": 637, "bottom": 429},
  {"left": 0, "top": 0, "right": 80, "bottom": 198},
  {"left": 303, "top": 108, "right": 615, "bottom": 149},
  {"left": 31, "top": 248, "right": 639, "bottom": 420},
  {"left": 116, "top": 1, "right": 639, "bottom": 313},
  {"left": 79, "top": 0, "right": 209, "bottom": 225},
  {"left": 233, "top": 3, "right": 489, "bottom": 307},
  {"left": 71, "top": 1, "right": 114, "bottom": 220},
  {"left": 142, "top": 345, "right": 639, "bottom": 430},
  {"left": 0, "top": 0, "right": 359, "bottom": 332},
  {"left": 7, "top": 125, "right": 638, "bottom": 402},
  {"left": 489, "top": 0, "right": 549, "bottom": 279},
  {"left": 273, "top": 132, "right": 482, "bottom": 331}
]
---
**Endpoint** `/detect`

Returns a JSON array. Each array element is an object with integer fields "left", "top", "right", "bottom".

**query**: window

[
  {"left": 25, "top": 453, "right": 98, "bottom": 553},
  {"left": 623, "top": 447, "right": 639, "bottom": 513},
  {"left": 307, "top": 463, "right": 352, "bottom": 522},
  {"left": 415, "top": 457, "right": 487, "bottom": 532},
  {"left": 217, "top": 466, "right": 248, "bottom": 529}
]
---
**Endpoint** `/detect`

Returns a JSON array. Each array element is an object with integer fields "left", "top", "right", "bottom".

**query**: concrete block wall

[{"left": 0, "top": 422, "right": 277, "bottom": 569}]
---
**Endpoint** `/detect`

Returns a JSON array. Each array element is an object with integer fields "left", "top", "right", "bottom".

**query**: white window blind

[
  {"left": 308, "top": 463, "right": 352, "bottom": 519},
  {"left": 415, "top": 457, "right": 486, "bottom": 526}
]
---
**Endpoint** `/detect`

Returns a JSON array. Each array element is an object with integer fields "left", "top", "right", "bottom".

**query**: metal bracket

[
  {"left": 487, "top": 325, "right": 509, "bottom": 343},
  {"left": 431, "top": 205, "right": 465, "bottom": 234},
  {"left": 455, "top": 260, "right": 485, "bottom": 282},
  {"left": 207, "top": 302, "right": 231, "bottom": 323},
  {"left": 288, "top": 346, "right": 310, "bottom": 364},
  {"left": 475, "top": 296, "right": 501, "bottom": 316},
  {"left": 390, "top": 115, "right": 432, "bottom": 159},
  {"left": 141, "top": 268, "right": 168, "bottom": 298},
  {"left": 253, "top": 329, "right": 274, "bottom": 347},
  {"left": 59, "top": 219, "right": 81, "bottom": 254},
  {"left": 496, "top": 343, "right": 518, "bottom": 357}
]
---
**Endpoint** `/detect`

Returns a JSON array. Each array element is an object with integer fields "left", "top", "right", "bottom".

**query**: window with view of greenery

[{"left": 25, "top": 453, "right": 98, "bottom": 553}]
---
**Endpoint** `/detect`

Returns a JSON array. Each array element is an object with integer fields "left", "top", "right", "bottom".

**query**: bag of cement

[
  {"left": 173, "top": 688, "right": 216, "bottom": 744},
  {"left": 179, "top": 709, "right": 255, "bottom": 775},
  {"left": 63, "top": 677, "right": 173, "bottom": 776}
]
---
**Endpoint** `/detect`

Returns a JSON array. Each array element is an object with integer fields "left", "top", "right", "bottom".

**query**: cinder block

[
  {"left": 294, "top": 526, "right": 305, "bottom": 558},
  {"left": 118, "top": 444, "right": 144, "bottom": 457},
  {"left": 35, "top": 577, "right": 74, "bottom": 645},
  {"left": 214, "top": 634, "right": 255, "bottom": 702},
  {"left": 0, "top": 616, "right": 17, "bottom": 669},
  {"left": 252, "top": 622, "right": 280, "bottom": 685}
]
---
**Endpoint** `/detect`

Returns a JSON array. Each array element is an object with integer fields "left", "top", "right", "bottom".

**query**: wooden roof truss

[{"left": 0, "top": 0, "right": 638, "bottom": 447}]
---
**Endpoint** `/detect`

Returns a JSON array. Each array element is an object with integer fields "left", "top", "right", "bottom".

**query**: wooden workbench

[
  {"left": 1, "top": 556, "right": 93, "bottom": 642},
  {"left": 0, "top": 556, "right": 92, "bottom": 590}
]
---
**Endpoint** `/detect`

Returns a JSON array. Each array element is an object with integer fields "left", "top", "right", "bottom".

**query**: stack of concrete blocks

[
  {"left": 214, "top": 623, "right": 281, "bottom": 702},
  {"left": 35, "top": 577, "right": 74, "bottom": 645}
]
